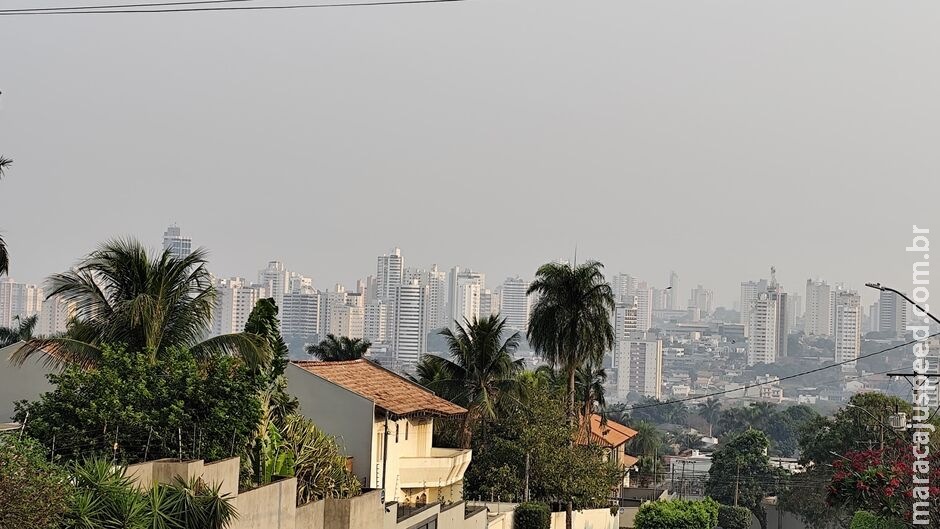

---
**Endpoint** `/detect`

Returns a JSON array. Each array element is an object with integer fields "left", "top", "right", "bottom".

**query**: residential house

[
  {"left": 286, "top": 359, "right": 471, "bottom": 506},
  {"left": 577, "top": 413, "right": 639, "bottom": 496}
]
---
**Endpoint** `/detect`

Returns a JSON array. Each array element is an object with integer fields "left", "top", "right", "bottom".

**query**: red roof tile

[
  {"left": 291, "top": 359, "right": 467, "bottom": 417},
  {"left": 577, "top": 413, "right": 638, "bottom": 448}
]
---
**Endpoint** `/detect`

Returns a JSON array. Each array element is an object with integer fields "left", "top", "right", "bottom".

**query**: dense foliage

[
  {"left": 634, "top": 498, "right": 719, "bottom": 529},
  {"left": 0, "top": 435, "right": 72, "bottom": 529},
  {"left": 306, "top": 334, "right": 371, "bottom": 361},
  {"left": 463, "top": 379, "right": 623, "bottom": 508},
  {"left": 717, "top": 504, "right": 751, "bottom": 529},
  {"left": 706, "top": 429, "right": 784, "bottom": 529},
  {"left": 849, "top": 511, "right": 906, "bottom": 529},
  {"left": 277, "top": 413, "right": 362, "bottom": 504},
  {"left": 14, "top": 344, "right": 264, "bottom": 464},
  {"left": 514, "top": 502, "right": 551, "bottom": 529}
]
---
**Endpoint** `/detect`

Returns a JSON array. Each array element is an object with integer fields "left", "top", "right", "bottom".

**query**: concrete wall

[
  {"left": 151, "top": 459, "right": 204, "bottom": 486},
  {"left": 125, "top": 461, "right": 154, "bottom": 490},
  {"left": 202, "top": 457, "right": 240, "bottom": 498},
  {"left": 0, "top": 345, "right": 53, "bottom": 421},
  {"left": 286, "top": 364, "right": 375, "bottom": 485},
  {"left": 231, "top": 477, "right": 298, "bottom": 529},
  {"left": 323, "top": 488, "right": 385, "bottom": 529},
  {"left": 748, "top": 504, "right": 809, "bottom": 529},
  {"left": 296, "top": 499, "right": 324, "bottom": 529},
  {"left": 550, "top": 508, "right": 618, "bottom": 529}
]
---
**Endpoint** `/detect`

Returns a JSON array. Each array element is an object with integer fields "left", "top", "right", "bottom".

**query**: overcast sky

[{"left": 1, "top": 0, "right": 938, "bottom": 307}]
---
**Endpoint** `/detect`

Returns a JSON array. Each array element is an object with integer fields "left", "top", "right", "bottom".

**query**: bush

[
  {"left": 0, "top": 435, "right": 73, "bottom": 528},
  {"left": 515, "top": 502, "right": 551, "bottom": 529},
  {"left": 717, "top": 504, "right": 751, "bottom": 529},
  {"left": 635, "top": 498, "right": 720, "bottom": 529},
  {"left": 850, "top": 511, "right": 906, "bottom": 529}
]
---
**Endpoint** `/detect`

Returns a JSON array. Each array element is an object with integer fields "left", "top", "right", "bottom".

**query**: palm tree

[
  {"left": 11, "top": 238, "right": 269, "bottom": 369},
  {"left": 412, "top": 314, "right": 524, "bottom": 448},
  {"left": 527, "top": 260, "right": 615, "bottom": 424},
  {"left": 0, "top": 156, "right": 12, "bottom": 276},
  {"left": 575, "top": 360, "right": 607, "bottom": 442},
  {"left": 697, "top": 398, "right": 722, "bottom": 437},
  {"left": 306, "top": 334, "right": 371, "bottom": 361},
  {"left": 0, "top": 314, "right": 38, "bottom": 348},
  {"left": 628, "top": 420, "right": 664, "bottom": 485}
]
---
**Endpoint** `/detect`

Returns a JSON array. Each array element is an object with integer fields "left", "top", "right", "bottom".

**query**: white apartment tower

[
  {"left": 740, "top": 279, "right": 769, "bottom": 334},
  {"left": 364, "top": 301, "right": 389, "bottom": 343},
  {"left": 633, "top": 282, "right": 653, "bottom": 332},
  {"left": 448, "top": 268, "right": 484, "bottom": 328},
  {"left": 615, "top": 335, "right": 663, "bottom": 400},
  {"left": 479, "top": 289, "right": 500, "bottom": 319},
  {"left": 747, "top": 291, "right": 778, "bottom": 365},
  {"left": 667, "top": 271, "right": 681, "bottom": 310},
  {"left": 832, "top": 288, "right": 861, "bottom": 367},
  {"left": 258, "top": 261, "right": 290, "bottom": 310},
  {"left": 804, "top": 279, "right": 832, "bottom": 336},
  {"left": 212, "top": 277, "right": 266, "bottom": 336},
  {"left": 38, "top": 294, "right": 75, "bottom": 336},
  {"left": 499, "top": 277, "right": 530, "bottom": 332},
  {"left": 0, "top": 278, "right": 43, "bottom": 328},
  {"left": 376, "top": 248, "right": 404, "bottom": 340},
  {"left": 878, "top": 290, "right": 908, "bottom": 340},
  {"left": 280, "top": 291, "right": 320, "bottom": 337},
  {"left": 394, "top": 280, "right": 427, "bottom": 366},
  {"left": 162, "top": 224, "right": 192, "bottom": 260},
  {"left": 688, "top": 285, "right": 714, "bottom": 316},
  {"left": 612, "top": 297, "right": 639, "bottom": 370}
]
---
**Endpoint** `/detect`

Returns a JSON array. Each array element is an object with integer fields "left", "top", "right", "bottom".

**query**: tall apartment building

[
  {"left": 394, "top": 280, "right": 427, "bottom": 367},
  {"left": 740, "top": 279, "right": 769, "bottom": 335},
  {"left": 667, "top": 271, "right": 681, "bottom": 310},
  {"left": 479, "top": 289, "right": 500, "bottom": 319},
  {"left": 0, "top": 278, "right": 43, "bottom": 328},
  {"left": 615, "top": 335, "right": 663, "bottom": 400},
  {"left": 327, "top": 301, "right": 365, "bottom": 340},
  {"left": 804, "top": 279, "right": 832, "bottom": 336},
  {"left": 633, "top": 282, "right": 653, "bottom": 332},
  {"left": 878, "top": 290, "right": 908, "bottom": 339},
  {"left": 688, "top": 285, "right": 714, "bottom": 316},
  {"left": 832, "top": 288, "right": 861, "bottom": 367},
  {"left": 364, "top": 300, "right": 389, "bottom": 343},
  {"left": 376, "top": 248, "right": 404, "bottom": 342},
  {"left": 448, "top": 268, "right": 484, "bottom": 328},
  {"left": 612, "top": 273, "right": 638, "bottom": 302},
  {"left": 258, "top": 261, "right": 290, "bottom": 310},
  {"left": 499, "top": 277, "right": 530, "bottom": 332},
  {"left": 162, "top": 224, "right": 192, "bottom": 259},
  {"left": 404, "top": 265, "right": 449, "bottom": 332},
  {"left": 612, "top": 297, "right": 639, "bottom": 370},
  {"left": 747, "top": 291, "right": 778, "bottom": 366},
  {"left": 212, "top": 277, "right": 266, "bottom": 336},
  {"left": 38, "top": 294, "right": 75, "bottom": 336},
  {"left": 280, "top": 291, "right": 320, "bottom": 337}
]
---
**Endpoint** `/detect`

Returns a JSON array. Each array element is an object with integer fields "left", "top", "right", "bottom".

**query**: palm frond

[{"left": 191, "top": 332, "right": 271, "bottom": 371}]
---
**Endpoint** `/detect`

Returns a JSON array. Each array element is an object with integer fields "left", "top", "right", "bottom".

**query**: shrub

[
  {"left": 0, "top": 435, "right": 73, "bottom": 528},
  {"left": 515, "top": 502, "right": 551, "bottom": 529},
  {"left": 849, "top": 511, "right": 906, "bottom": 529},
  {"left": 717, "top": 504, "right": 751, "bottom": 529},
  {"left": 635, "top": 498, "right": 720, "bottom": 529}
]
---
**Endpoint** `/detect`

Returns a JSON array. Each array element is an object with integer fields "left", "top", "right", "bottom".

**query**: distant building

[
  {"left": 499, "top": 277, "right": 530, "bottom": 332},
  {"left": 161, "top": 224, "right": 192, "bottom": 259},
  {"left": 376, "top": 248, "right": 404, "bottom": 341},
  {"left": 747, "top": 291, "right": 778, "bottom": 365},
  {"left": 479, "top": 288, "right": 500, "bottom": 318},
  {"left": 38, "top": 294, "right": 75, "bottom": 336},
  {"left": 878, "top": 290, "right": 908, "bottom": 339},
  {"left": 0, "top": 278, "right": 43, "bottom": 328},
  {"left": 832, "top": 287, "right": 861, "bottom": 366},
  {"left": 615, "top": 335, "right": 663, "bottom": 399},
  {"left": 447, "top": 268, "right": 484, "bottom": 329},
  {"left": 212, "top": 277, "right": 266, "bottom": 336},
  {"left": 804, "top": 279, "right": 832, "bottom": 336},
  {"left": 394, "top": 280, "right": 428, "bottom": 367},
  {"left": 667, "top": 271, "right": 681, "bottom": 310},
  {"left": 258, "top": 261, "right": 289, "bottom": 310},
  {"left": 280, "top": 291, "right": 320, "bottom": 338},
  {"left": 688, "top": 285, "right": 714, "bottom": 316}
]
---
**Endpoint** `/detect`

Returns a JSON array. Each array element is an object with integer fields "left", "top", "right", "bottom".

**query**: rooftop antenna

[
  {"left": 573, "top": 245, "right": 578, "bottom": 267},
  {"left": 770, "top": 266, "right": 777, "bottom": 287}
]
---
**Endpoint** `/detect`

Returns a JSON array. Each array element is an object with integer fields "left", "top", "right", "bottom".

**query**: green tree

[
  {"left": 696, "top": 398, "right": 722, "bottom": 437},
  {"left": 634, "top": 498, "right": 719, "bottom": 529},
  {"left": 514, "top": 502, "right": 551, "bottom": 529},
  {"left": 0, "top": 314, "right": 38, "bottom": 348},
  {"left": 13, "top": 344, "right": 264, "bottom": 464},
  {"left": 244, "top": 298, "right": 297, "bottom": 426},
  {"left": 527, "top": 260, "right": 615, "bottom": 428},
  {"left": 279, "top": 413, "right": 362, "bottom": 504},
  {"left": 0, "top": 435, "right": 73, "bottom": 529},
  {"left": 0, "top": 156, "right": 11, "bottom": 276},
  {"left": 705, "top": 429, "right": 783, "bottom": 529},
  {"left": 11, "top": 238, "right": 270, "bottom": 369},
  {"left": 627, "top": 421, "right": 665, "bottom": 485},
  {"left": 413, "top": 314, "right": 524, "bottom": 448},
  {"left": 575, "top": 360, "right": 607, "bottom": 441},
  {"left": 306, "top": 334, "right": 371, "bottom": 361},
  {"left": 717, "top": 504, "right": 751, "bottom": 529}
]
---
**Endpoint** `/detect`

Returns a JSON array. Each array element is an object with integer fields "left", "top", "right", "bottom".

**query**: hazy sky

[{"left": 1, "top": 0, "right": 939, "bottom": 307}]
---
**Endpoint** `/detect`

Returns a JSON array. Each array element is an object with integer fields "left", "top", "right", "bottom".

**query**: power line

[
  {"left": 0, "top": 0, "right": 465, "bottom": 16},
  {"left": 0, "top": 0, "right": 253, "bottom": 14},
  {"left": 625, "top": 334, "right": 940, "bottom": 412}
]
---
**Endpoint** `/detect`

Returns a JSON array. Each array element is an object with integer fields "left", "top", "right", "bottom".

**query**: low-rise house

[
  {"left": 286, "top": 359, "right": 471, "bottom": 506},
  {"left": 577, "top": 413, "right": 639, "bottom": 494}
]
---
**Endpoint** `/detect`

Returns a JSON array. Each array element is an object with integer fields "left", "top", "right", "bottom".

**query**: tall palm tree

[
  {"left": 527, "top": 260, "right": 615, "bottom": 424},
  {"left": 0, "top": 314, "right": 38, "bottom": 348},
  {"left": 412, "top": 314, "right": 524, "bottom": 448},
  {"left": 0, "top": 156, "right": 13, "bottom": 276},
  {"left": 306, "top": 334, "right": 371, "bottom": 361},
  {"left": 11, "top": 238, "right": 269, "bottom": 369},
  {"left": 697, "top": 398, "right": 722, "bottom": 437},
  {"left": 575, "top": 360, "right": 607, "bottom": 442},
  {"left": 628, "top": 420, "right": 664, "bottom": 485}
]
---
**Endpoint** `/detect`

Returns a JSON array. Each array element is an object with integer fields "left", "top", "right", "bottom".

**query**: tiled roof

[
  {"left": 291, "top": 359, "right": 467, "bottom": 418},
  {"left": 577, "top": 413, "right": 638, "bottom": 448}
]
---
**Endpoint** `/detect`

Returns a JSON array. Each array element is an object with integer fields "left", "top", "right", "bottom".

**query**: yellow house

[
  {"left": 287, "top": 359, "right": 471, "bottom": 506},
  {"left": 578, "top": 413, "right": 639, "bottom": 496}
]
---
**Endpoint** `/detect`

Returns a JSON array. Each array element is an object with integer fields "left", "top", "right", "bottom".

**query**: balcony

[{"left": 398, "top": 448, "right": 471, "bottom": 488}]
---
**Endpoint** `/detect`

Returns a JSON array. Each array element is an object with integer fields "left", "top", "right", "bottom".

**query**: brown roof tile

[
  {"left": 577, "top": 413, "right": 638, "bottom": 448},
  {"left": 291, "top": 359, "right": 467, "bottom": 417}
]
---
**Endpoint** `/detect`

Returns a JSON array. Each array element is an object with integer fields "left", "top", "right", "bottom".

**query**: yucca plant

[{"left": 280, "top": 414, "right": 362, "bottom": 504}]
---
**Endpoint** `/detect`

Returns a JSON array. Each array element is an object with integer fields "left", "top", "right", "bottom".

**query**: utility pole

[
  {"left": 734, "top": 460, "right": 740, "bottom": 507},
  {"left": 524, "top": 451, "right": 531, "bottom": 502}
]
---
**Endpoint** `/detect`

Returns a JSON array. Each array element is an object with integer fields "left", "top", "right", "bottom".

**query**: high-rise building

[
  {"left": 376, "top": 248, "right": 404, "bottom": 341},
  {"left": 499, "top": 277, "right": 530, "bottom": 332},
  {"left": 39, "top": 294, "right": 75, "bottom": 336},
  {"left": 327, "top": 301, "right": 364, "bottom": 340},
  {"left": 612, "top": 297, "right": 639, "bottom": 370},
  {"left": 747, "top": 291, "right": 778, "bottom": 366},
  {"left": 212, "top": 277, "right": 266, "bottom": 336},
  {"left": 479, "top": 289, "right": 500, "bottom": 319},
  {"left": 688, "top": 285, "right": 714, "bottom": 316},
  {"left": 868, "top": 301, "right": 881, "bottom": 333},
  {"left": 615, "top": 335, "right": 663, "bottom": 400},
  {"left": 634, "top": 282, "right": 653, "bottom": 332},
  {"left": 280, "top": 291, "right": 320, "bottom": 337},
  {"left": 832, "top": 288, "right": 861, "bottom": 367},
  {"left": 613, "top": 273, "right": 638, "bottom": 302},
  {"left": 258, "top": 261, "right": 290, "bottom": 310},
  {"left": 364, "top": 301, "right": 389, "bottom": 343},
  {"left": 394, "top": 280, "right": 427, "bottom": 367},
  {"left": 404, "top": 265, "right": 448, "bottom": 332},
  {"left": 448, "top": 268, "right": 484, "bottom": 328},
  {"left": 804, "top": 279, "right": 832, "bottom": 336},
  {"left": 878, "top": 290, "right": 908, "bottom": 340},
  {"left": 740, "top": 279, "right": 769, "bottom": 334},
  {"left": 667, "top": 271, "right": 681, "bottom": 310},
  {"left": 162, "top": 224, "right": 192, "bottom": 259},
  {"left": 0, "top": 278, "right": 43, "bottom": 328}
]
